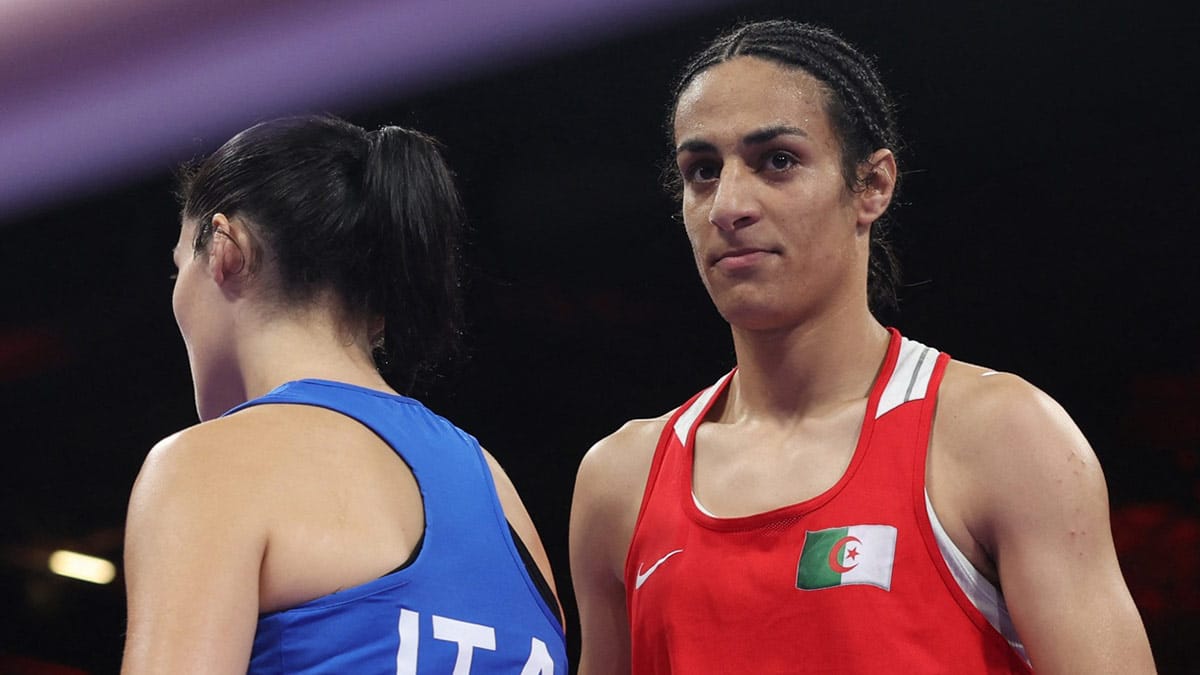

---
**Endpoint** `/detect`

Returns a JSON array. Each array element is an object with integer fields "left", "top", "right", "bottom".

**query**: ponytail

[
  {"left": 178, "top": 115, "right": 465, "bottom": 395},
  {"left": 363, "top": 127, "right": 465, "bottom": 393}
]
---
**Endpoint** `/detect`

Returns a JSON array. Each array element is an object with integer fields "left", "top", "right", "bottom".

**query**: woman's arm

[
  {"left": 571, "top": 418, "right": 665, "bottom": 675},
  {"left": 940, "top": 371, "right": 1156, "bottom": 674},
  {"left": 122, "top": 426, "right": 266, "bottom": 674}
]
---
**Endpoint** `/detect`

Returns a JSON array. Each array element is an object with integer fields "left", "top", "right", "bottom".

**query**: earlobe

[{"left": 857, "top": 149, "right": 897, "bottom": 228}]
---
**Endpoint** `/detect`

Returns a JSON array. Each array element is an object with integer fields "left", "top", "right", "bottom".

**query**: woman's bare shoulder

[{"left": 577, "top": 412, "right": 674, "bottom": 496}]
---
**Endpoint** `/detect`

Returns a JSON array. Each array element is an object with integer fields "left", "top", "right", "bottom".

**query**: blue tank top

[{"left": 224, "top": 379, "right": 567, "bottom": 674}]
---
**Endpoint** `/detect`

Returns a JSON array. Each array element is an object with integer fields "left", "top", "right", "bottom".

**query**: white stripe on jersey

[
  {"left": 673, "top": 372, "right": 734, "bottom": 445},
  {"left": 876, "top": 338, "right": 938, "bottom": 419}
]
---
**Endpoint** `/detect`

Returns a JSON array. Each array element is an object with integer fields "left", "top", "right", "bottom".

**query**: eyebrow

[
  {"left": 675, "top": 125, "right": 809, "bottom": 156},
  {"left": 744, "top": 125, "right": 808, "bottom": 145}
]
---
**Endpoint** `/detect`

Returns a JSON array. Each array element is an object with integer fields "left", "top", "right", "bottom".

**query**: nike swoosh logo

[{"left": 635, "top": 549, "right": 683, "bottom": 589}]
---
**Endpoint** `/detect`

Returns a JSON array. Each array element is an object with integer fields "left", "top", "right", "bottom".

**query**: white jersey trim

[
  {"left": 925, "top": 491, "right": 1030, "bottom": 665},
  {"left": 673, "top": 372, "right": 734, "bottom": 446},
  {"left": 876, "top": 337, "right": 938, "bottom": 419}
]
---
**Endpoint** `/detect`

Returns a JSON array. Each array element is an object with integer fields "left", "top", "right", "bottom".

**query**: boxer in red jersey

[{"left": 569, "top": 20, "right": 1155, "bottom": 674}]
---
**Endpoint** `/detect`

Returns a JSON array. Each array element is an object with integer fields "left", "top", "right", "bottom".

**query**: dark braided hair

[
  {"left": 667, "top": 20, "right": 903, "bottom": 316},
  {"left": 178, "top": 115, "right": 464, "bottom": 394}
]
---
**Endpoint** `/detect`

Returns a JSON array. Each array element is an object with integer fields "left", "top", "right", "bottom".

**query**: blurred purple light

[{"left": 0, "top": 0, "right": 735, "bottom": 221}]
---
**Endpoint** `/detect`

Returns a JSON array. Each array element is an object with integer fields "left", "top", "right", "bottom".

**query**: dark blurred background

[{"left": 1, "top": 1, "right": 1197, "bottom": 672}]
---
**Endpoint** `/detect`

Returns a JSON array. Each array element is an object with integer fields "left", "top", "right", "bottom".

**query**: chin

[
  {"left": 708, "top": 288, "right": 797, "bottom": 331},
  {"left": 714, "top": 303, "right": 797, "bottom": 333}
]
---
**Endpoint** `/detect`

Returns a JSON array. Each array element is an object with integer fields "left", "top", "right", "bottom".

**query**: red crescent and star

[{"left": 828, "top": 535, "right": 862, "bottom": 574}]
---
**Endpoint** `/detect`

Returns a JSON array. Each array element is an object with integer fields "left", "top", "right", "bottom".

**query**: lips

[{"left": 712, "top": 247, "right": 776, "bottom": 271}]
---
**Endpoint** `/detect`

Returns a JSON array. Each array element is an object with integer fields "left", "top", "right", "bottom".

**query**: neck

[
  {"left": 724, "top": 304, "right": 890, "bottom": 422},
  {"left": 211, "top": 305, "right": 391, "bottom": 416}
]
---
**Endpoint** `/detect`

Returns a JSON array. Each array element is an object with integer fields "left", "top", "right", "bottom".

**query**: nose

[{"left": 708, "top": 163, "right": 761, "bottom": 232}]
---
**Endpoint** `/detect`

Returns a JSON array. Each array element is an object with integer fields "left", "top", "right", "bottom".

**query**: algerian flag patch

[{"left": 796, "top": 525, "right": 898, "bottom": 591}]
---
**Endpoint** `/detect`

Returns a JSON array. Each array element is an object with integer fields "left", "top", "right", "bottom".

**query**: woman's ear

[
  {"left": 856, "top": 149, "right": 897, "bottom": 230},
  {"left": 207, "top": 213, "right": 256, "bottom": 287}
]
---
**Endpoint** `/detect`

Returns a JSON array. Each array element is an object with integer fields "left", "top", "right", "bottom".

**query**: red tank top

[{"left": 625, "top": 329, "right": 1032, "bottom": 674}]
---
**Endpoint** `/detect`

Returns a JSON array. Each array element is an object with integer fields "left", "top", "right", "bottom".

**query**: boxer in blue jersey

[{"left": 122, "top": 116, "right": 566, "bottom": 673}]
